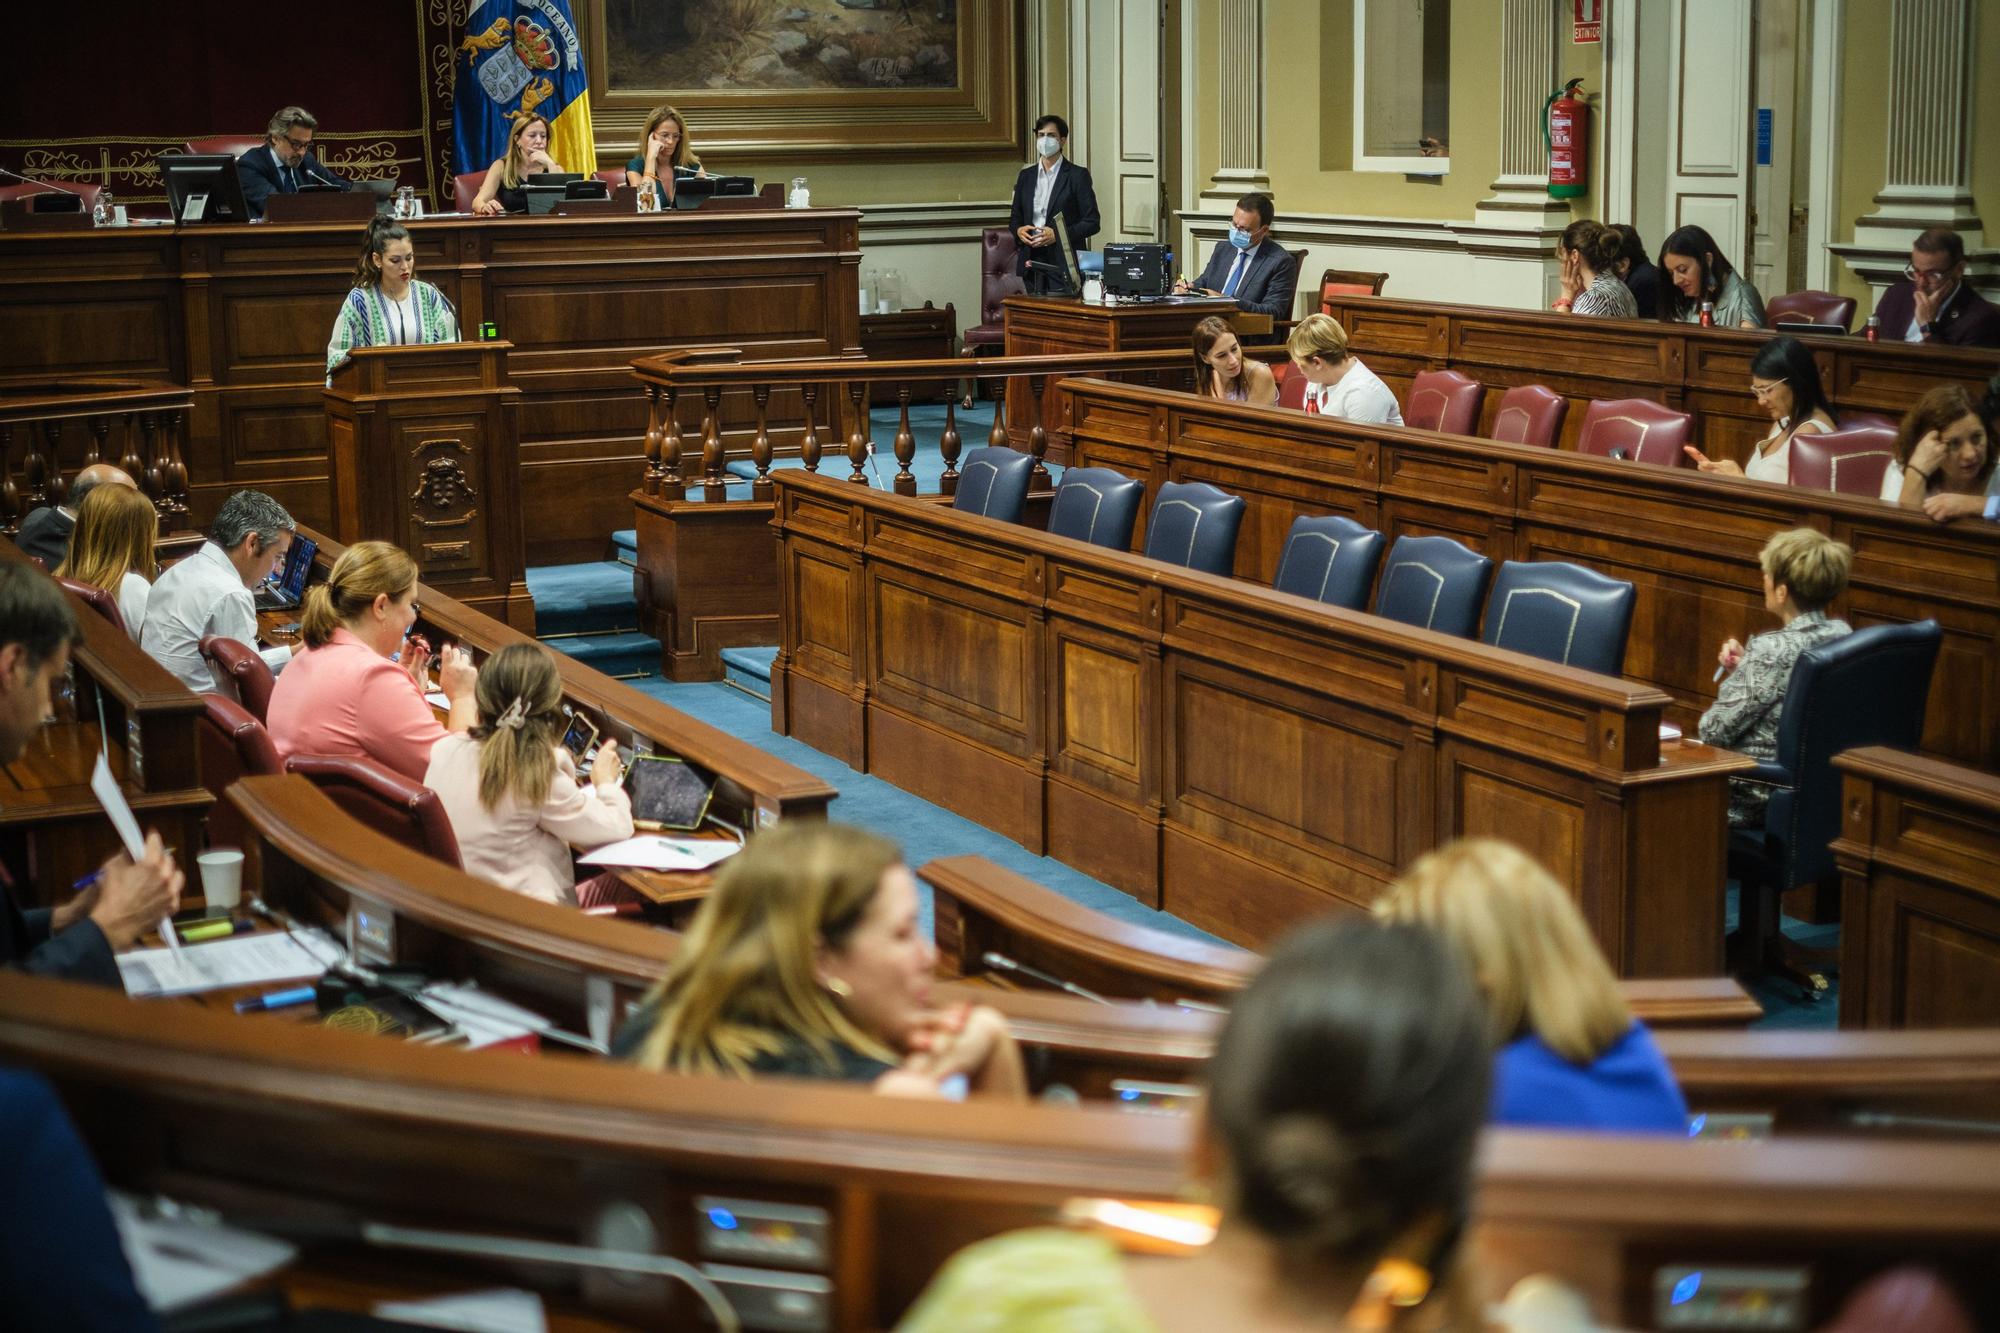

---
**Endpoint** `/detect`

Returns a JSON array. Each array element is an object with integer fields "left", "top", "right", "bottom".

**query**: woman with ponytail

[
  {"left": 423, "top": 643, "right": 633, "bottom": 906},
  {"left": 898, "top": 919, "right": 1490, "bottom": 1332},
  {"left": 266, "top": 539, "right": 477, "bottom": 780},
  {"left": 324, "top": 216, "right": 460, "bottom": 381}
]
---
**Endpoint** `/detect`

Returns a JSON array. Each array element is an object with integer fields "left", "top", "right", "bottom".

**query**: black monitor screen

[{"left": 160, "top": 154, "right": 252, "bottom": 224}]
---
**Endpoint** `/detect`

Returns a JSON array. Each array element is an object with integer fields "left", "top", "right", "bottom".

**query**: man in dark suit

[
  {"left": 11, "top": 463, "right": 135, "bottom": 571},
  {"left": 1178, "top": 192, "right": 1298, "bottom": 321},
  {"left": 0, "top": 562, "right": 181, "bottom": 986},
  {"left": 1009, "top": 114, "right": 1099, "bottom": 294},
  {"left": 236, "top": 106, "right": 349, "bottom": 220},
  {"left": 1872, "top": 226, "right": 2000, "bottom": 347}
]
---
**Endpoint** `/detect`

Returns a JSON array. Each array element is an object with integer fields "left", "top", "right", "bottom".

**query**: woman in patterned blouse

[
  {"left": 324, "top": 217, "right": 461, "bottom": 383},
  {"left": 1698, "top": 528, "right": 1853, "bottom": 826},
  {"left": 1551, "top": 220, "right": 1638, "bottom": 320}
]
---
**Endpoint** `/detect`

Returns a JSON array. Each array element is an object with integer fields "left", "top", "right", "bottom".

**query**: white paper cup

[{"left": 198, "top": 849, "right": 244, "bottom": 912}]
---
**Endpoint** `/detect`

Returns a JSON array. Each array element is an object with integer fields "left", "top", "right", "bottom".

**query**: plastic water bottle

[{"left": 92, "top": 190, "right": 113, "bottom": 226}]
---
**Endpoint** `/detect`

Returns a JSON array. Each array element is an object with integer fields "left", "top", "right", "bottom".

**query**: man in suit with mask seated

[
  {"left": 1009, "top": 114, "right": 1099, "bottom": 294},
  {"left": 1177, "top": 192, "right": 1299, "bottom": 321},
  {"left": 236, "top": 106, "right": 350, "bottom": 220}
]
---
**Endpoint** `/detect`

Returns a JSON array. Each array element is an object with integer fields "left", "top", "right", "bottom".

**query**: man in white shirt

[{"left": 140, "top": 490, "right": 295, "bottom": 693}]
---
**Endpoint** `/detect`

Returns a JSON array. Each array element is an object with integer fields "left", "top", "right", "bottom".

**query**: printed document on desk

[
  {"left": 579, "top": 835, "right": 740, "bottom": 872},
  {"left": 118, "top": 928, "right": 343, "bottom": 998}
]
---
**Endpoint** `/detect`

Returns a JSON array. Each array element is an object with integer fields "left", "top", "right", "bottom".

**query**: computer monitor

[
  {"left": 524, "top": 172, "right": 583, "bottom": 188},
  {"left": 160, "top": 153, "right": 252, "bottom": 225},
  {"left": 1049, "top": 213, "right": 1085, "bottom": 295}
]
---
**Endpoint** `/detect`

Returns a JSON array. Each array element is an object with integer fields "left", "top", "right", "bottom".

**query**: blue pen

[
  {"left": 71, "top": 869, "right": 105, "bottom": 894},
  {"left": 234, "top": 985, "right": 317, "bottom": 1015}
]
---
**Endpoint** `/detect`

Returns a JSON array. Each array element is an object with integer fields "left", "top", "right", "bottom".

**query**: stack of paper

[
  {"left": 579, "top": 835, "right": 739, "bottom": 872},
  {"left": 118, "top": 929, "right": 343, "bottom": 999}
]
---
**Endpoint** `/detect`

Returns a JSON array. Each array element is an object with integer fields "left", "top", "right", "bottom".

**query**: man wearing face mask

[
  {"left": 1008, "top": 114, "right": 1099, "bottom": 294},
  {"left": 1177, "top": 193, "right": 1298, "bottom": 320}
]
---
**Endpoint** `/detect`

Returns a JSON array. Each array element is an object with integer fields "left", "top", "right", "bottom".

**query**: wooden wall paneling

[
  {"left": 0, "top": 232, "right": 182, "bottom": 385},
  {"left": 1835, "top": 748, "right": 2000, "bottom": 1029}
]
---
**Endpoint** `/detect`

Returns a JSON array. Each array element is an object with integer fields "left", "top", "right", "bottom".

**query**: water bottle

[
  {"left": 639, "top": 177, "right": 658, "bottom": 213},
  {"left": 92, "top": 190, "right": 113, "bottom": 226},
  {"left": 1698, "top": 300, "right": 1715, "bottom": 328}
]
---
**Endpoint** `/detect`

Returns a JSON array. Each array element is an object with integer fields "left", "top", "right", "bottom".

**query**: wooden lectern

[{"left": 324, "top": 342, "right": 533, "bottom": 631}]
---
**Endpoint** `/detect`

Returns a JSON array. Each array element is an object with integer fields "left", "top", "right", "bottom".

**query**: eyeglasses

[
  {"left": 1904, "top": 262, "right": 1955, "bottom": 282},
  {"left": 1749, "top": 380, "right": 1784, "bottom": 397},
  {"left": 283, "top": 136, "right": 314, "bottom": 153}
]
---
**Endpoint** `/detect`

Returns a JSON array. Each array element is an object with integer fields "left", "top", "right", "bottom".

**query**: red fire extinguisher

[{"left": 1546, "top": 78, "right": 1590, "bottom": 200}]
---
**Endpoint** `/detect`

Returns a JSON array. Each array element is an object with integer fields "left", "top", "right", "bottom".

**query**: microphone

[
  {"left": 0, "top": 165, "right": 86, "bottom": 214},
  {"left": 981, "top": 950, "right": 1109, "bottom": 1005},
  {"left": 1024, "top": 257, "right": 1080, "bottom": 294}
]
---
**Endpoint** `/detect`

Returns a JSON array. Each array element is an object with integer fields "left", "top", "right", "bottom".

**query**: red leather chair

[
  {"left": 0, "top": 180, "right": 103, "bottom": 212},
  {"left": 199, "top": 635, "right": 277, "bottom": 721},
  {"left": 1841, "top": 411, "right": 1898, "bottom": 433},
  {"left": 594, "top": 167, "right": 626, "bottom": 190},
  {"left": 1317, "top": 268, "right": 1388, "bottom": 312},
  {"left": 180, "top": 136, "right": 265, "bottom": 159},
  {"left": 1486, "top": 384, "right": 1567, "bottom": 447},
  {"left": 197, "top": 695, "right": 283, "bottom": 852},
  {"left": 1816, "top": 1267, "right": 1976, "bottom": 1333},
  {"left": 963, "top": 227, "right": 1025, "bottom": 354},
  {"left": 284, "top": 753, "right": 463, "bottom": 869},
  {"left": 1274, "top": 361, "right": 1307, "bottom": 410},
  {"left": 55, "top": 577, "right": 126, "bottom": 638},
  {"left": 1765, "top": 289, "right": 1858, "bottom": 332},
  {"left": 1404, "top": 370, "right": 1485, "bottom": 436},
  {"left": 454, "top": 170, "right": 488, "bottom": 214},
  {"left": 1576, "top": 398, "right": 1692, "bottom": 467},
  {"left": 1789, "top": 423, "right": 1899, "bottom": 496}
]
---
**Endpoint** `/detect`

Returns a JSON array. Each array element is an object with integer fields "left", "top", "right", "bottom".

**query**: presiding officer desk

[
  {"left": 1064, "top": 376, "right": 2000, "bottom": 771},
  {"left": 0, "top": 536, "right": 208, "bottom": 902},
  {"left": 0, "top": 207, "right": 863, "bottom": 565},
  {"left": 5, "top": 966, "right": 2000, "bottom": 1329},
  {"left": 768, "top": 469, "right": 1754, "bottom": 974}
]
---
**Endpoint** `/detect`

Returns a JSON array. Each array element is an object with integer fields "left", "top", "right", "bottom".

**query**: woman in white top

[
  {"left": 424, "top": 642, "right": 633, "bottom": 906},
  {"left": 1878, "top": 382, "right": 1995, "bottom": 515},
  {"left": 54, "top": 482, "right": 156, "bottom": 641},
  {"left": 1684, "top": 336, "right": 1834, "bottom": 484},
  {"left": 1284, "top": 313, "right": 1403, "bottom": 426}
]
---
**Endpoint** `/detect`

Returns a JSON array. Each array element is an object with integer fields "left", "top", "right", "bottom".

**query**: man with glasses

[
  {"left": 1872, "top": 227, "right": 2000, "bottom": 347},
  {"left": 236, "top": 106, "right": 350, "bottom": 220}
]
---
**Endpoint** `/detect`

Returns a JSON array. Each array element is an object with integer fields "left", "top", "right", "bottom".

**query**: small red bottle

[
  {"left": 1864, "top": 315, "right": 1880, "bottom": 342},
  {"left": 1698, "top": 301, "right": 1715, "bottom": 328}
]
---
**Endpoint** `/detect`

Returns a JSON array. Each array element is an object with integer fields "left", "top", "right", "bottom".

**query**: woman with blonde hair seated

[
  {"left": 622, "top": 821, "right": 1026, "bottom": 1099},
  {"left": 471, "top": 113, "right": 561, "bottom": 216},
  {"left": 266, "top": 540, "right": 477, "bottom": 780},
  {"left": 53, "top": 483, "right": 158, "bottom": 641},
  {"left": 899, "top": 919, "right": 1492, "bottom": 1332},
  {"left": 624, "top": 103, "right": 705, "bottom": 208},
  {"left": 424, "top": 643, "right": 632, "bottom": 906},
  {"left": 1284, "top": 313, "right": 1402, "bottom": 425},
  {"left": 1375, "top": 839, "right": 1688, "bottom": 1133}
]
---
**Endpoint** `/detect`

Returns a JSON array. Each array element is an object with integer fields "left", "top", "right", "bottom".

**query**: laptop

[{"left": 254, "top": 533, "right": 318, "bottom": 611}]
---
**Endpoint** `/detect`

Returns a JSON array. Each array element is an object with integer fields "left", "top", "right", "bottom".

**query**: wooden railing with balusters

[
  {"left": 625, "top": 345, "right": 1245, "bottom": 679},
  {"left": 0, "top": 379, "right": 192, "bottom": 534}
]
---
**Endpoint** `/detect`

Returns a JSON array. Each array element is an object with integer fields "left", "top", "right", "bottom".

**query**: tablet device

[{"left": 624, "top": 754, "right": 715, "bottom": 832}]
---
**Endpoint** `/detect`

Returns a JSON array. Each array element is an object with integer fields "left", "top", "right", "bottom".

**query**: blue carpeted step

[
  {"left": 610, "top": 529, "right": 638, "bottom": 567},
  {"left": 553, "top": 630, "right": 661, "bottom": 680},
  {"left": 720, "top": 646, "right": 778, "bottom": 701},
  {"left": 525, "top": 561, "right": 639, "bottom": 637}
]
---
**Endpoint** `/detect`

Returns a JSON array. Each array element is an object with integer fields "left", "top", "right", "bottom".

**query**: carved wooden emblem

[{"left": 409, "top": 438, "right": 478, "bottom": 531}]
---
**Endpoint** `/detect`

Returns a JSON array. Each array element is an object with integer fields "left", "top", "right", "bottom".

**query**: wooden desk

[
  {"left": 920, "top": 854, "right": 1767, "bottom": 1027},
  {"left": 1833, "top": 746, "right": 2000, "bottom": 1029},
  {"left": 0, "top": 209, "right": 863, "bottom": 565},
  {"left": 771, "top": 470, "right": 1754, "bottom": 973},
  {"left": 0, "top": 541, "right": 208, "bottom": 900},
  {"left": 7, "top": 973, "right": 2000, "bottom": 1331},
  {"left": 1000, "top": 294, "right": 1245, "bottom": 458},
  {"left": 1318, "top": 293, "right": 2000, "bottom": 461},
  {"left": 1064, "top": 376, "right": 2000, "bottom": 770}
]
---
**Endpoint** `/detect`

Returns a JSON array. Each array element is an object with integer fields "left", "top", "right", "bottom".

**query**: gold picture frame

[{"left": 586, "top": 0, "right": 1019, "bottom": 159}]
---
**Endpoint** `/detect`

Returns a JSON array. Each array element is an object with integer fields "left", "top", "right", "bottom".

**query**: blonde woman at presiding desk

[
  {"left": 424, "top": 643, "right": 634, "bottom": 908},
  {"left": 265, "top": 540, "right": 477, "bottom": 782},
  {"left": 624, "top": 103, "right": 704, "bottom": 206},
  {"left": 1192, "top": 316, "right": 1277, "bottom": 406},
  {"left": 54, "top": 483, "right": 158, "bottom": 641},
  {"left": 621, "top": 821, "right": 1027, "bottom": 1100},
  {"left": 1286, "top": 313, "right": 1403, "bottom": 425},
  {"left": 899, "top": 920, "right": 1492, "bottom": 1333},
  {"left": 471, "top": 112, "right": 561, "bottom": 215}
]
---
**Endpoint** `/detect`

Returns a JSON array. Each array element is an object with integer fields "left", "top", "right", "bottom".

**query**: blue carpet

[
  {"left": 720, "top": 646, "right": 777, "bottom": 701},
  {"left": 524, "top": 561, "right": 642, "bottom": 638}
]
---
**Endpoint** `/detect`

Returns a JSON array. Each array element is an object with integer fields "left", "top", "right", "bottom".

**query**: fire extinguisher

[{"left": 1545, "top": 78, "right": 1590, "bottom": 200}]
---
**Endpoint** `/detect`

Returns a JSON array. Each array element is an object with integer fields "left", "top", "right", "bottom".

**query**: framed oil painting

[{"left": 587, "top": 0, "right": 1019, "bottom": 157}]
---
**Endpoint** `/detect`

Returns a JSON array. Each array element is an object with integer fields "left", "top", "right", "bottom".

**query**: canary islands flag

[{"left": 452, "top": 0, "right": 596, "bottom": 181}]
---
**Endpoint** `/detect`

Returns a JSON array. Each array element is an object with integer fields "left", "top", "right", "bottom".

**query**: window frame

[{"left": 1350, "top": 0, "right": 1452, "bottom": 177}]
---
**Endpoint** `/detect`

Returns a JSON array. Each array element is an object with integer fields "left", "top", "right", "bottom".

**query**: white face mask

[{"left": 1036, "top": 134, "right": 1061, "bottom": 159}]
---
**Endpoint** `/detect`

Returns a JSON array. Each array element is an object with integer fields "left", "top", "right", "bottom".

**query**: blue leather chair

[
  {"left": 1479, "top": 560, "right": 1636, "bottom": 676},
  {"left": 1046, "top": 467, "right": 1144, "bottom": 551},
  {"left": 1371, "top": 535, "right": 1492, "bottom": 637},
  {"left": 1728, "top": 620, "right": 1941, "bottom": 997},
  {"left": 1143, "top": 481, "right": 1245, "bottom": 576},
  {"left": 950, "top": 446, "right": 1035, "bottom": 524},
  {"left": 1271, "top": 515, "right": 1384, "bottom": 610}
]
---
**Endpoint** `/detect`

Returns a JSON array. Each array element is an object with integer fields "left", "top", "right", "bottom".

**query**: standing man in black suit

[
  {"left": 1009, "top": 114, "right": 1099, "bottom": 294},
  {"left": 1177, "top": 192, "right": 1299, "bottom": 321},
  {"left": 236, "top": 106, "right": 350, "bottom": 220},
  {"left": 1871, "top": 227, "right": 2000, "bottom": 347}
]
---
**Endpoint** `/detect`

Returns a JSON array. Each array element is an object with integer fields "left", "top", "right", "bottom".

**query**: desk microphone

[
  {"left": 981, "top": 950, "right": 1109, "bottom": 1005},
  {"left": 0, "top": 165, "right": 87, "bottom": 212},
  {"left": 1024, "top": 257, "right": 1080, "bottom": 296}
]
